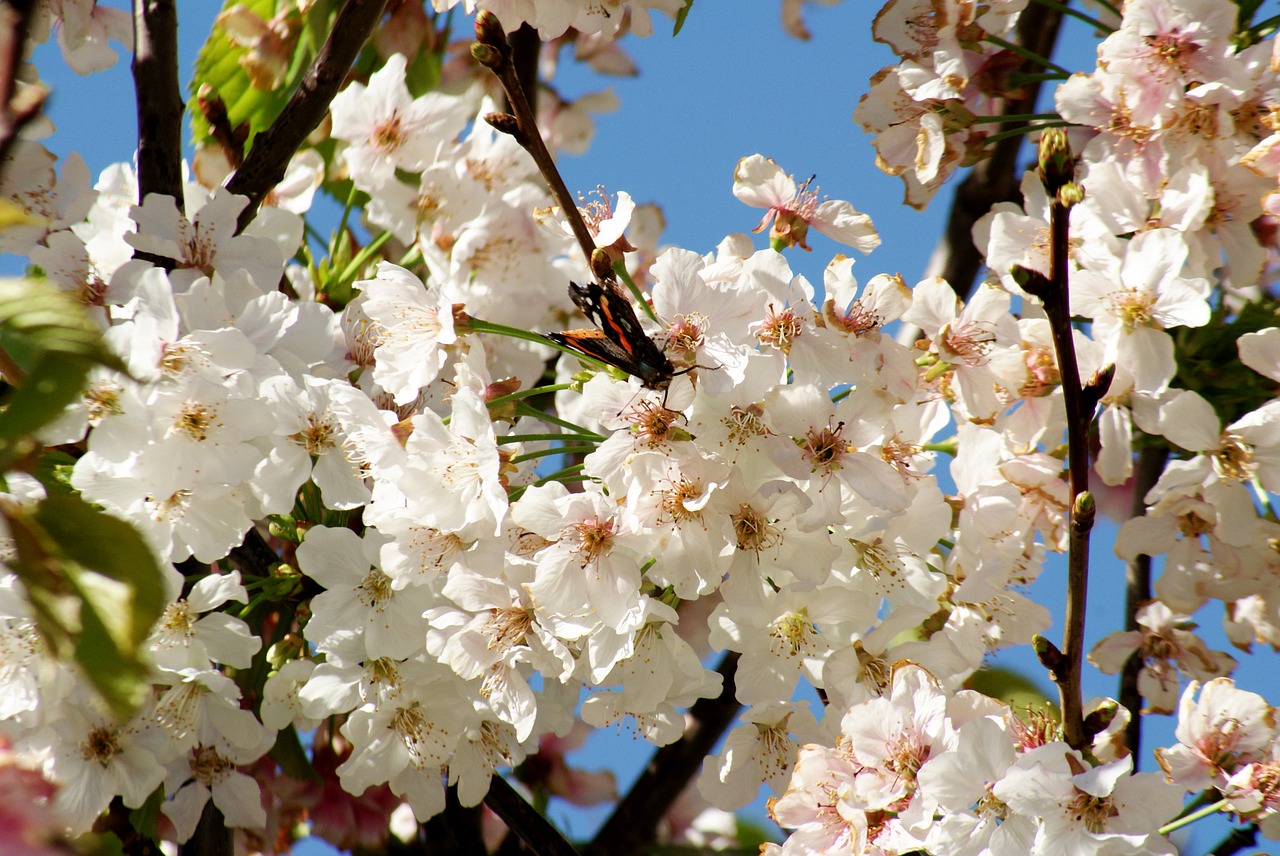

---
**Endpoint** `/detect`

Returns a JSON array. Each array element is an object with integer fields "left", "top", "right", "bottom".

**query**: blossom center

[
  {"left": 83, "top": 725, "right": 122, "bottom": 764},
  {"left": 358, "top": 568, "right": 394, "bottom": 608},
  {"left": 190, "top": 745, "right": 234, "bottom": 784},
  {"left": 732, "top": 503, "right": 781, "bottom": 553},
  {"left": 372, "top": 115, "right": 406, "bottom": 154},
  {"left": 569, "top": 517, "right": 615, "bottom": 567},
  {"left": 758, "top": 307, "right": 804, "bottom": 354}
]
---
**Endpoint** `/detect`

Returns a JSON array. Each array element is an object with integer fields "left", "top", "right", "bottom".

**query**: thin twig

[
  {"left": 1119, "top": 445, "right": 1168, "bottom": 763},
  {"left": 472, "top": 13, "right": 598, "bottom": 272},
  {"left": 582, "top": 652, "right": 742, "bottom": 856},
  {"left": 132, "top": 0, "right": 183, "bottom": 204},
  {"left": 0, "top": 0, "right": 44, "bottom": 167},
  {"left": 226, "top": 0, "right": 390, "bottom": 233},
  {"left": 484, "top": 774, "right": 580, "bottom": 856},
  {"left": 922, "top": 2, "right": 1065, "bottom": 300},
  {"left": 1038, "top": 139, "right": 1092, "bottom": 751}
]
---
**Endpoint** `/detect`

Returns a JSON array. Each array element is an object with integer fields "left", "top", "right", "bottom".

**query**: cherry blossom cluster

[
  {"left": 3, "top": 0, "right": 1280, "bottom": 852},
  {"left": 769, "top": 664, "right": 1185, "bottom": 856}
]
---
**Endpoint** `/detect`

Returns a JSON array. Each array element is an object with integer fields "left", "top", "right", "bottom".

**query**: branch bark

[
  {"left": 1119, "top": 445, "right": 1169, "bottom": 763},
  {"left": 132, "top": 0, "right": 183, "bottom": 204},
  {"left": 226, "top": 0, "right": 389, "bottom": 233},
  {"left": 0, "top": 0, "right": 44, "bottom": 168},
  {"left": 484, "top": 774, "right": 580, "bottom": 856},
  {"left": 582, "top": 652, "right": 742, "bottom": 856}
]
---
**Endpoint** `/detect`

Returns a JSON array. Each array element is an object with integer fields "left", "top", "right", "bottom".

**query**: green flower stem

[
  {"left": 533, "top": 462, "right": 585, "bottom": 485},
  {"left": 983, "top": 35, "right": 1072, "bottom": 75},
  {"left": 496, "top": 433, "right": 602, "bottom": 446},
  {"left": 336, "top": 182, "right": 360, "bottom": 243},
  {"left": 486, "top": 383, "right": 575, "bottom": 408},
  {"left": 465, "top": 317, "right": 613, "bottom": 372},
  {"left": 1247, "top": 12, "right": 1280, "bottom": 37},
  {"left": 509, "top": 445, "right": 597, "bottom": 465},
  {"left": 1158, "top": 800, "right": 1228, "bottom": 835},
  {"left": 514, "top": 403, "right": 604, "bottom": 438},
  {"left": 338, "top": 230, "right": 392, "bottom": 284},
  {"left": 969, "top": 112, "right": 1064, "bottom": 125},
  {"left": 397, "top": 245, "right": 423, "bottom": 268},
  {"left": 613, "top": 261, "right": 658, "bottom": 323}
]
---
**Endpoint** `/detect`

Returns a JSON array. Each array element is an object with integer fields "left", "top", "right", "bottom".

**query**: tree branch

[
  {"left": 484, "top": 774, "right": 580, "bottom": 856},
  {"left": 923, "top": 2, "right": 1066, "bottom": 299},
  {"left": 178, "top": 801, "right": 231, "bottom": 856},
  {"left": 582, "top": 652, "right": 742, "bottom": 856},
  {"left": 472, "top": 12, "right": 599, "bottom": 273},
  {"left": 1119, "top": 445, "right": 1168, "bottom": 763},
  {"left": 226, "top": 0, "right": 389, "bottom": 233},
  {"left": 132, "top": 0, "right": 183, "bottom": 204},
  {"left": 0, "top": 0, "right": 44, "bottom": 167}
]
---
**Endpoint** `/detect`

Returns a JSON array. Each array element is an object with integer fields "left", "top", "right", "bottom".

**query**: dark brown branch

[
  {"left": 0, "top": 0, "right": 45, "bottom": 167},
  {"left": 1033, "top": 137, "right": 1092, "bottom": 751},
  {"left": 227, "top": 0, "right": 390, "bottom": 233},
  {"left": 582, "top": 652, "right": 742, "bottom": 856},
  {"left": 473, "top": 13, "right": 598, "bottom": 272},
  {"left": 484, "top": 774, "right": 580, "bottom": 856},
  {"left": 420, "top": 785, "right": 487, "bottom": 856},
  {"left": 1119, "top": 445, "right": 1169, "bottom": 763},
  {"left": 178, "top": 802, "right": 231, "bottom": 856},
  {"left": 924, "top": 3, "right": 1065, "bottom": 299},
  {"left": 227, "top": 526, "right": 281, "bottom": 578},
  {"left": 508, "top": 23, "right": 540, "bottom": 117},
  {"left": 132, "top": 0, "right": 183, "bottom": 204}
]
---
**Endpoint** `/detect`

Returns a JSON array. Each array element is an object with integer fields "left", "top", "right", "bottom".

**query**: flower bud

[
  {"left": 484, "top": 111, "right": 520, "bottom": 137},
  {"left": 474, "top": 10, "right": 508, "bottom": 49},
  {"left": 1038, "top": 128, "right": 1075, "bottom": 195},
  {"left": 471, "top": 42, "right": 504, "bottom": 70}
]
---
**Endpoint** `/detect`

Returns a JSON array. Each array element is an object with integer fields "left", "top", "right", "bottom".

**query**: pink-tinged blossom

[
  {"left": 995, "top": 747, "right": 1183, "bottom": 856},
  {"left": 0, "top": 143, "right": 95, "bottom": 254},
  {"left": 34, "top": 0, "right": 133, "bottom": 74},
  {"left": 1070, "top": 229, "right": 1210, "bottom": 393},
  {"left": 1156, "top": 678, "right": 1278, "bottom": 790},
  {"left": 336, "top": 674, "right": 474, "bottom": 822},
  {"left": 733, "top": 155, "right": 880, "bottom": 253},
  {"left": 904, "top": 276, "right": 1019, "bottom": 422},
  {"left": 1089, "top": 600, "right": 1236, "bottom": 714}
]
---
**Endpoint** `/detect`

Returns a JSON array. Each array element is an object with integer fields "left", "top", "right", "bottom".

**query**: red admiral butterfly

[{"left": 548, "top": 280, "right": 681, "bottom": 391}]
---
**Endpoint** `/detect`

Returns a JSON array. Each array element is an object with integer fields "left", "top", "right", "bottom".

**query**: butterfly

[{"left": 547, "top": 280, "right": 681, "bottom": 391}]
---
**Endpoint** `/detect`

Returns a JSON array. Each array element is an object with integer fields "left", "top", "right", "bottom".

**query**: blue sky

[{"left": 18, "top": 3, "right": 1280, "bottom": 853}]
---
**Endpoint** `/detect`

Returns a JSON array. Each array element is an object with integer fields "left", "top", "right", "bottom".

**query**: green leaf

[
  {"left": 0, "top": 277, "right": 127, "bottom": 457},
  {"left": 35, "top": 494, "right": 169, "bottom": 647},
  {"left": 674, "top": 0, "right": 696, "bottom": 35},
  {"left": 0, "top": 276, "right": 124, "bottom": 370},
  {"left": 189, "top": 0, "right": 345, "bottom": 148},
  {"left": 4, "top": 494, "right": 167, "bottom": 720},
  {"left": 0, "top": 352, "right": 91, "bottom": 442},
  {"left": 128, "top": 786, "right": 165, "bottom": 843},
  {"left": 75, "top": 583, "right": 152, "bottom": 720}
]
